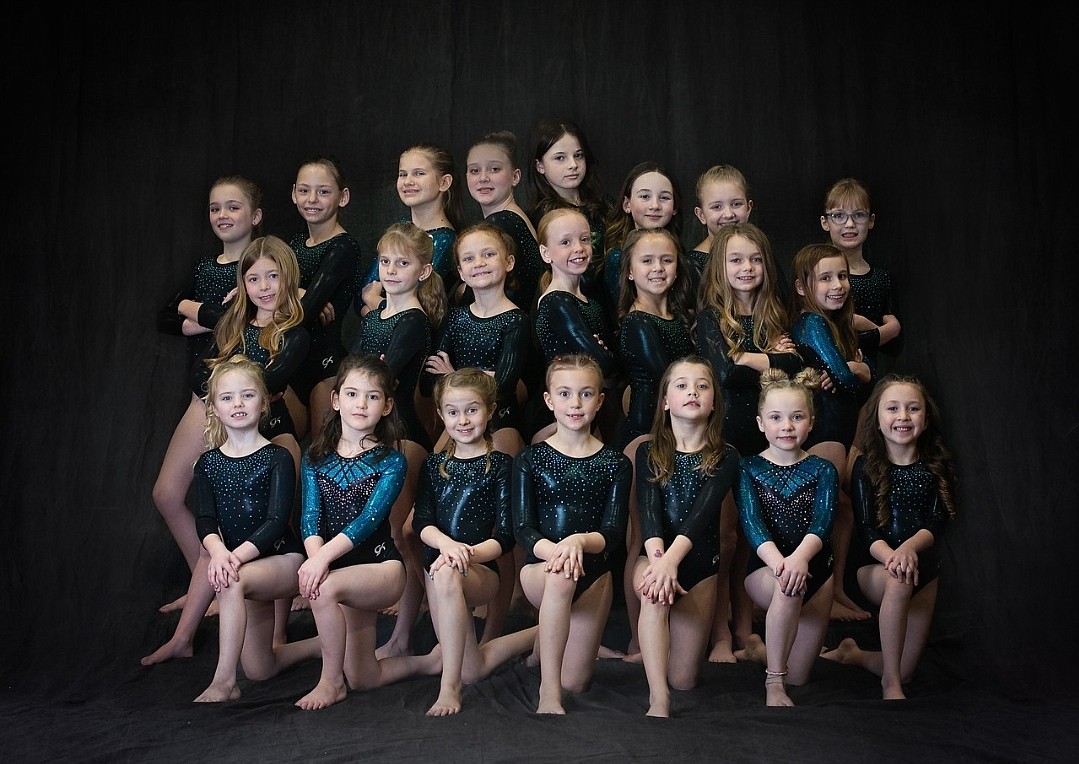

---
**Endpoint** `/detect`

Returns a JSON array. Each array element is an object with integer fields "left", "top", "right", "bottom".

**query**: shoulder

[{"left": 805, "top": 454, "right": 839, "bottom": 479}]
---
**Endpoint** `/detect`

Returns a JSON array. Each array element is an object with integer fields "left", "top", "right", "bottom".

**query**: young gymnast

[
  {"left": 602, "top": 161, "right": 682, "bottom": 305},
  {"left": 464, "top": 130, "right": 544, "bottom": 311},
  {"left": 191, "top": 356, "right": 314, "bottom": 702},
  {"left": 294, "top": 354, "right": 409, "bottom": 710},
  {"left": 819, "top": 178, "right": 901, "bottom": 370},
  {"left": 423, "top": 222, "right": 529, "bottom": 642},
  {"left": 695, "top": 222, "right": 803, "bottom": 661},
  {"left": 512, "top": 354, "right": 632, "bottom": 714},
  {"left": 144, "top": 236, "right": 310, "bottom": 665},
  {"left": 158, "top": 175, "right": 263, "bottom": 374},
  {"left": 527, "top": 119, "right": 613, "bottom": 306},
  {"left": 531, "top": 207, "right": 621, "bottom": 443},
  {"left": 287, "top": 155, "right": 362, "bottom": 439},
  {"left": 351, "top": 221, "right": 445, "bottom": 660},
  {"left": 735, "top": 368, "right": 837, "bottom": 707},
  {"left": 688, "top": 164, "right": 753, "bottom": 287},
  {"left": 789, "top": 242, "right": 875, "bottom": 621},
  {"left": 632, "top": 357, "right": 739, "bottom": 717},
  {"left": 822, "top": 374, "right": 957, "bottom": 700},
  {"left": 359, "top": 143, "right": 462, "bottom": 315},
  {"left": 380, "top": 368, "right": 539, "bottom": 716}
]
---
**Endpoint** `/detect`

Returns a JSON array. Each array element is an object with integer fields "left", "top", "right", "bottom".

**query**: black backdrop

[{"left": 4, "top": 2, "right": 1079, "bottom": 760}]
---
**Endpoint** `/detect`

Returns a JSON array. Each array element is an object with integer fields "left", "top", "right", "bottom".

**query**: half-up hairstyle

[
  {"left": 203, "top": 355, "right": 269, "bottom": 449},
  {"left": 378, "top": 222, "right": 447, "bottom": 329},
  {"left": 433, "top": 367, "right": 497, "bottom": 478}
]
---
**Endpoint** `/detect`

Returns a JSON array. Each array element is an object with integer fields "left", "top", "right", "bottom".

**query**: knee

[
  {"left": 563, "top": 675, "right": 591, "bottom": 694},
  {"left": 431, "top": 566, "right": 463, "bottom": 596},
  {"left": 668, "top": 669, "right": 699, "bottom": 692}
]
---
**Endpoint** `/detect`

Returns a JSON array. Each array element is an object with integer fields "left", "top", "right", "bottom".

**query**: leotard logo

[
  {"left": 374, "top": 542, "right": 387, "bottom": 557},
  {"left": 322, "top": 354, "right": 335, "bottom": 369}
]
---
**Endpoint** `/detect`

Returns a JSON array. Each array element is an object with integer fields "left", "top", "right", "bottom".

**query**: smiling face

[
  {"left": 723, "top": 233, "right": 764, "bottom": 305},
  {"left": 243, "top": 255, "right": 281, "bottom": 321},
  {"left": 438, "top": 386, "right": 493, "bottom": 452},
  {"left": 662, "top": 362, "right": 715, "bottom": 424},
  {"left": 332, "top": 370, "right": 392, "bottom": 442},
  {"left": 466, "top": 142, "right": 519, "bottom": 211},
  {"left": 628, "top": 232, "right": 678, "bottom": 300},
  {"left": 543, "top": 366, "right": 604, "bottom": 433},
  {"left": 456, "top": 229, "right": 513, "bottom": 291},
  {"left": 623, "top": 171, "right": 676, "bottom": 230},
  {"left": 757, "top": 388, "right": 814, "bottom": 456},
  {"left": 535, "top": 134, "right": 585, "bottom": 200},
  {"left": 210, "top": 369, "right": 266, "bottom": 434},
  {"left": 292, "top": 163, "right": 347, "bottom": 226},
  {"left": 800, "top": 255, "right": 850, "bottom": 314},
  {"left": 694, "top": 179, "right": 751, "bottom": 234},
  {"left": 208, "top": 183, "right": 261, "bottom": 246},
  {"left": 397, "top": 149, "right": 449, "bottom": 209},
  {"left": 539, "top": 210, "right": 592, "bottom": 278},
  {"left": 876, "top": 382, "right": 926, "bottom": 453}
]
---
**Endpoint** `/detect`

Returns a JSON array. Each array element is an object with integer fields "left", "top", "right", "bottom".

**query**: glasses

[{"left": 825, "top": 210, "right": 872, "bottom": 225}]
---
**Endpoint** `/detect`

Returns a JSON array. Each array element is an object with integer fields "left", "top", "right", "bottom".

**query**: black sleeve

[
  {"left": 299, "top": 238, "right": 359, "bottom": 327},
  {"left": 197, "top": 298, "right": 232, "bottom": 332},
  {"left": 245, "top": 447, "right": 298, "bottom": 556},
  {"left": 622, "top": 314, "right": 672, "bottom": 386},
  {"left": 156, "top": 289, "right": 185, "bottom": 336},
  {"left": 381, "top": 310, "right": 428, "bottom": 381},
  {"left": 192, "top": 455, "right": 220, "bottom": 542},
  {"left": 493, "top": 312, "right": 528, "bottom": 411},
  {"left": 695, "top": 309, "right": 756, "bottom": 388},
  {"left": 635, "top": 442, "right": 664, "bottom": 543},
  {"left": 678, "top": 446, "right": 739, "bottom": 543},
  {"left": 262, "top": 326, "right": 312, "bottom": 394},
  {"left": 850, "top": 455, "right": 883, "bottom": 551},
  {"left": 543, "top": 291, "right": 618, "bottom": 378}
]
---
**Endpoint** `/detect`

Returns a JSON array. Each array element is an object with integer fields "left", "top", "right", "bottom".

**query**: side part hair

[
  {"left": 616, "top": 228, "right": 695, "bottom": 333},
  {"left": 789, "top": 242, "right": 858, "bottom": 359},
  {"left": 433, "top": 367, "right": 497, "bottom": 477},
  {"left": 378, "top": 221, "right": 447, "bottom": 329},
  {"left": 453, "top": 222, "right": 519, "bottom": 295},
  {"left": 211, "top": 175, "right": 264, "bottom": 237},
  {"left": 308, "top": 353, "right": 405, "bottom": 464},
  {"left": 647, "top": 356, "right": 726, "bottom": 484},
  {"left": 527, "top": 118, "right": 608, "bottom": 223},
  {"left": 535, "top": 207, "right": 591, "bottom": 294},
  {"left": 857, "top": 374, "right": 958, "bottom": 528},
  {"left": 296, "top": 155, "right": 348, "bottom": 222},
  {"left": 203, "top": 355, "right": 269, "bottom": 449}
]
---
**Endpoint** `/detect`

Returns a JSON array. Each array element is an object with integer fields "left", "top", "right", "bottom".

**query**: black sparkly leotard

[
  {"left": 412, "top": 450, "right": 515, "bottom": 573},
  {"left": 618, "top": 310, "right": 695, "bottom": 449},
  {"left": 193, "top": 443, "right": 304, "bottom": 557},
  {"left": 696, "top": 309, "right": 804, "bottom": 456},
  {"left": 424, "top": 305, "right": 528, "bottom": 432},
  {"left": 849, "top": 266, "right": 902, "bottom": 363},
  {"left": 849, "top": 455, "right": 947, "bottom": 592},
  {"left": 289, "top": 231, "right": 361, "bottom": 404},
  {"left": 485, "top": 209, "right": 544, "bottom": 312},
  {"left": 351, "top": 302, "right": 433, "bottom": 450},
  {"left": 635, "top": 441, "right": 740, "bottom": 591},
  {"left": 300, "top": 445, "right": 406, "bottom": 570},
  {"left": 191, "top": 322, "right": 312, "bottom": 439},
  {"left": 512, "top": 441, "right": 631, "bottom": 599},
  {"left": 157, "top": 254, "right": 238, "bottom": 374},
  {"left": 533, "top": 291, "right": 618, "bottom": 378},
  {"left": 791, "top": 312, "right": 874, "bottom": 449},
  {"left": 736, "top": 454, "right": 837, "bottom": 602}
]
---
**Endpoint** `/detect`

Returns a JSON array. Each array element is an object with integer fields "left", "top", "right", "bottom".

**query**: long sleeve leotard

[
  {"left": 412, "top": 450, "right": 515, "bottom": 572},
  {"left": 157, "top": 254, "right": 238, "bottom": 372},
  {"left": 618, "top": 310, "right": 695, "bottom": 448},
  {"left": 696, "top": 309, "right": 803, "bottom": 456},
  {"left": 300, "top": 444, "right": 407, "bottom": 569},
  {"left": 485, "top": 209, "right": 544, "bottom": 312},
  {"left": 533, "top": 290, "right": 619, "bottom": 380},
  {"left": 512, "top": 442, "right": 631, "bottom": 597},
  {"left": 849, "top": 455, "right": 946, "bottom": 590},
  {"left": 736, "top": 453, "right": 837, "bottom": 601},
  {"left": 193, "top": 443, "right": 303, "bottom": 557},
  {"left": 850, "top": 265, "right": 903, "bottom": 363},
  {"left": 635, "top": 441, "right": 740, "bottom": 590}
]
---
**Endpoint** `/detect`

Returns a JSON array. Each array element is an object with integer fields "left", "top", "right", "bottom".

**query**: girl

[
  {"left": 286, "top": 156, "right": 362, "bottom": 441},
  {"left": 191, "top": 356, "right": 315, "bottom": 703},
  {"left": 789, "top": 242, "right": 875, "bottom": 621},
  {"left": 512, "top": 354, "right": 631, "bottom": 714},
  {"left": 822, "top": 375, "right": 957, "bottom": 700},
  {"left": 689, "top": 164, "right": 753, "bottom": 273},
  {"left": 819, "top": 178, "right": 901, "bottom": 370},
  {"left": 294, "top": 354, "right": 409, "bottom": 710},
  {"left": 735, "top": 368, "right": 836, "bottom": 707},
  {"left": 603, "top": 161, "right": 682, "bottom": 305},
  {"left": 359, "top": 143, "right": 462, "bottom": 315},
  {"left": 423, "top": 222, "right": 529, "bottom": 643},
  {"left": 527, "top": 119, "right": 613, "bottom": 305},
  {"left": 351, "top": 222, "right": 445, "bottom": 660},
  {"left": 696, "top": 222, "right": 802, "bottom": 663},
  {"left": 144, "top": 236, "right": 310, "bottom": 665},
  {"left": 158, "top": 175, "right": 264, "bottom": 375},
  {"left": 614, "top": 228, "right": 696, "bottom": 658},
  {"left": 464, "top": 130, "right": 544, "bottom": 311},
  {"left": 381, "top": 369, "right": 538, "bottom": 716},
  {"left": 632, "top": 357, "right": 739, "bottom": 717},
  {"left": 531, "top": 207, "right": 620, "bottom": 443}
]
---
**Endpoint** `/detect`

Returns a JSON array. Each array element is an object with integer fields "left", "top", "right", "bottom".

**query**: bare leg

[
  {"left": 520, "top": 562, "right": 573, "bottom": 714},
  {"left": 282, "top": 387, "right": 309, "bottom": 443},
  {"left": 142, "top": 550, "right": 215, "bottom": 665},
  {"left": 708, "top": 490, "right": 740, "bottom": 663},
  {"left": 308, "top": 378, "right": 335, "bottom": 443},
  {"left": 479, "top": 428, "right": 526, "bottom": 646},
  {"left": 621, "top": 434, "right": 651, "bottom": 659},
  {"left": 634, "top": 557, "right": 671, "bottom": 716}
]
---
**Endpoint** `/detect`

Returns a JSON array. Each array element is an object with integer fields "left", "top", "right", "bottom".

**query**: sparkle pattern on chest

[
  {"left": 316, "top": 463, "right": 380, "bottom": 536},
  {"left": 755, "top": 462, "right": 816, "bottom": 539}
]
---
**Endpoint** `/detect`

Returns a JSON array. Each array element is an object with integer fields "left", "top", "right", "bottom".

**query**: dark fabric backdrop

[{"left": 3, "top": 2, "right": 1078, "bottom": 759}]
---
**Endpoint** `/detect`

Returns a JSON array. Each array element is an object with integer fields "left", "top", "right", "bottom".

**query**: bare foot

[
  {"left": 708, "top": 640, "right": 737, "bottom": 664},
  {"left": 820, "top": 637, "right": 858, "bottom": 663},
  {"left": 205, "top": 599, "right": 219, "bottom": 618},
  {"left": 295, "top": 680, "right": 347, "bottom": 710},
  {"left": 380, "top": 603, "right": 400, "bottom": 617},
  {"left": 596, "top": 645, "right": 624, "bottom": 660},
  {"left": 193, "top": 681, "right": 240, "bottom": 702},
  {"left": 765, "top": 679, "right": 794, "bottom": 707},
  {"left": 882, "top": 681, "right": 907, "bottom": 700},
  {"left": 426, "top": 688, "right": 462, "bottom": 716},
  {"left": 140, "top": 637, "right": 193, "bottom": 666},
  {"left": 291, "top": 596, "right": 310, "bottom": 612},
  {"left": 733, "top": 633, "right": 766, "bottom": 664},
  {"left": 374, "top": 638, "right": 412, "bottom": 660},
  {"left": 621, "top": 651, "right": 643, "bottom": 664},
  {"left": 646, "top": 695, "right": 670, "bottom": 718},
  {"left": 159, "top": 594, "right": 186, "bottom": 613},
  {"left": 828, "top": 599, "right": 871, "bottom": 625},
  {"left": 536, "top": 690, "right": 565, "bottom": 715}
]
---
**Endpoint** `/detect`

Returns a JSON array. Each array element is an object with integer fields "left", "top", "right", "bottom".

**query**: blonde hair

[
  {"left": 536, "top": 207, "right": 591, "bottom": 293},
  {"left": 757, "top": 366, "right": 823, "bottom": 417},
  {"left": 203, "top": 355, "right": 269, "bottom": 449},
  {"left": 544, "top": 353, "right": 604, "bottom": 392},
  {"left": 377, "top": 222, "right": 447, "bottom": 329},
  {"left": 433, "top": 367, "right": 497, "bottom": 477}
]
